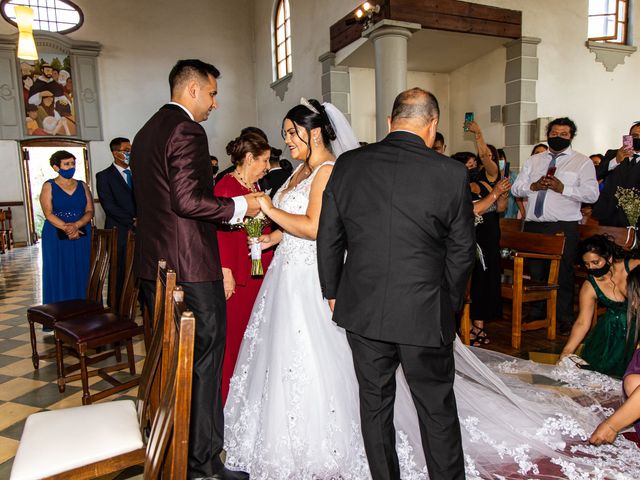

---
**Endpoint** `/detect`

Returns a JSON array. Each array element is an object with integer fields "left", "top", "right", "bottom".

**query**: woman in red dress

[{"left": 215, "top": 132, "right": 275, "bottom": 402}]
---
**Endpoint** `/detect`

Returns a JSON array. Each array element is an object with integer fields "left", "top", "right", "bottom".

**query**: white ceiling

[{"left": 336, "top": 28, "right": 509, "bottom": 73}]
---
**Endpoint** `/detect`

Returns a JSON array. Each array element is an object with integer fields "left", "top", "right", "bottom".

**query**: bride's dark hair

[{"left": 281, "top": 99, "right": 336, "bottom": 161}]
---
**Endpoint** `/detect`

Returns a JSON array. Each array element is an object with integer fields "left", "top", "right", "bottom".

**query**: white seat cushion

[{"left": 10, "top": 400, "right": 144, "bottom": 480}]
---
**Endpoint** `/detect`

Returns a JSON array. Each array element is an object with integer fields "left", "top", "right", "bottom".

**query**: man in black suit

[
  {"left": 96, "top": 137, "right": 136, "bottom": 306},
  {"left": 317, "top": 88, "right": 475, "bottom": 480},
  {"left": 593, "top": 122, "right": 640, "bottom": 226},
  {"left": 258, "top": 148, "right": 290, "bottom": 198},
  {"left": 131, "top": 59, "right": 260, "bottom": 480}
]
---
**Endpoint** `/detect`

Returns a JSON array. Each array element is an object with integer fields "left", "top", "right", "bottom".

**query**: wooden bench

[{"left": 500, "top": 229, "right": 566, "bottom": 349}]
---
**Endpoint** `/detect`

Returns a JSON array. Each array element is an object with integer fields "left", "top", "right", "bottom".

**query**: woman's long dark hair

[
  {"left": 626, "top": 267, "right": 640, "bottom": 348},
  {"left": 281, "top": 99, "right": 336, "bottom": 162},
  {"left": 578, "top": 234, "right": 626, "bottom": 265}
]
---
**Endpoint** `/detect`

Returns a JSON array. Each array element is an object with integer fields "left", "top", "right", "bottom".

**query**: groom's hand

[
  {"left": 328, "top": 299, "right": 336, "bottom": 312},
  {"left": 244, "top": 192, "right": 265, "bottom": 217}
]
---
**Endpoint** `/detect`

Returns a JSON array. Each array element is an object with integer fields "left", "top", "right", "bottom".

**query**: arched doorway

[{"left": 20, "top": 138, "right": 90, "bottom": 245}]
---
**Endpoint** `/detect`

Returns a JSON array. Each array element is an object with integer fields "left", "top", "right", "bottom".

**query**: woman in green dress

[{"left": 559, "top": 235, "right": 639, "bottom": 377}]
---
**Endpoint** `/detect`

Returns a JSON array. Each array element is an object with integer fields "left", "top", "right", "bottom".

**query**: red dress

[{"left": 215, "top": 174, "right": 274, "bottom": 403}]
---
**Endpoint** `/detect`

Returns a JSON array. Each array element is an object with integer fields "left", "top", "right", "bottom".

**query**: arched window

[
  {"left": 1, "top": 0, "right": 83, "bottom": 34},
  {"left": 588, "top": 0, "right": 629, "bottom": 44},
  {"left": 274, "top": 0, "right": 292, "bottom": 80}
]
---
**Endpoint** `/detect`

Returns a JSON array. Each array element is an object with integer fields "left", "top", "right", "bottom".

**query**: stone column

[
  {"left": 318, "top": 52, "right": 351, "bottom": 122},
  {"left": 363, "top": 20, "right": 420, "bottom": 141},
  {"left": 503, "top": 37, "right": 542, "bottom": 171}
]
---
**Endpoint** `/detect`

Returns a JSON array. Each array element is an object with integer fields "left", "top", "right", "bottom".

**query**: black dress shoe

[{"left": 209, "top": 467, "right": 250, "bottom": 480}]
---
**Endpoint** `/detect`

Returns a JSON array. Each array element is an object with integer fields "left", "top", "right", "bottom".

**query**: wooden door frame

[{"left": 19, "top": 138, "right": 90, "bottom": 244}]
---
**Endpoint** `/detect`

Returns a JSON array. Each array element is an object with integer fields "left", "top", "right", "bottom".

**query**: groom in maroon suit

[{"left": 131, "top": 59, "right": 260, "bottom": 480}]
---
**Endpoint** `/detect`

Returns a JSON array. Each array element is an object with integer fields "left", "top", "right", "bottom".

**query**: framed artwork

[{"left": 21, "top": 53, "right": 76, "bottom": 137}]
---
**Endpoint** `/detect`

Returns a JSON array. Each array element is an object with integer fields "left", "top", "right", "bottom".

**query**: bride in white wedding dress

[{"left": 224, "top": 99, "right": 640, "bottom": 479}]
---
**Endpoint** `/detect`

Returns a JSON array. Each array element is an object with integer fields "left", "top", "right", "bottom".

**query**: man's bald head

[
  {"left": 388, "top": 88, "right": 440, "bottom": 148},
  {"left": 390, "top": 88, "right": 439, "bottom": 128}
]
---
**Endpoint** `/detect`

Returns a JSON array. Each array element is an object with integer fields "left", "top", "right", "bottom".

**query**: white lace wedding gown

[{"left": 224, "top": 163, "right": 640, "bottom": 479}]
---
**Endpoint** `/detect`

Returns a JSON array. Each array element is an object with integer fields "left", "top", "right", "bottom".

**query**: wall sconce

[
  {"left": 346, "top": 1, "right": 381, "bottom": 30},
  {"left": 15, "top": 5, "right": 38, "bottom": 61}
]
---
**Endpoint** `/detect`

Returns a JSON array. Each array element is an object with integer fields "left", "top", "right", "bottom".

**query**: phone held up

[
  {"left": 623, "top": 134, "right": 634, "bottom": 150},
  {"left": 463, "top": 112, "right": 474, "bottom": 132}
]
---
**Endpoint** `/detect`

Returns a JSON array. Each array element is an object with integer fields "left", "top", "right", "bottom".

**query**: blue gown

[{"left": 41, "top": 179, "right": 91, "bottom": 304}]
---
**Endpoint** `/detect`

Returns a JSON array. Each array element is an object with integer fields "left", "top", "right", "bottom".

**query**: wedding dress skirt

[{"left": 224, "top": 165, "right": 640, "bottom": 479}]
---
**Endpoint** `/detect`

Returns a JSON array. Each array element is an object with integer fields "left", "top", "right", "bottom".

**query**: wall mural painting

[{"left": 21, "top": 54, "right": 76, "bottom": 137}]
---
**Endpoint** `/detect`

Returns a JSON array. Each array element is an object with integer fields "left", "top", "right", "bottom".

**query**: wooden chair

[
  {"left": 27, "top": 227, "right": 118, "bottom": 369},
  {"left": 578, "top": 223, "right": 634, "bottom": 249},
  {"left": 0, "top": 209, "right": 6, "bottom": 254},
  {"left": 5, "top": 207, "right": 14, "bottom": 250},
  {"left": 54, "top": 232, "right": 144, "bottom": 404},
  {"left": 459, "top": 280, "right": 472, "bottom": 346},
  {"left": 499, "top": 217, "right": 524, "bottom": 234},
  {"left": 500, "top": 229, "right": 566, "bottom": 349},
  {"left": 10, "top": 267, "right": 194, "bottom": 480}
]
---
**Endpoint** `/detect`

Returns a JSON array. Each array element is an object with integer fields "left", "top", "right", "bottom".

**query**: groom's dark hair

[
  {"left": 391, "top": 88, "right": 439, "bottom": 126},
  {"left": 169, "top": 59, "right": 220, "bottom": 95}
]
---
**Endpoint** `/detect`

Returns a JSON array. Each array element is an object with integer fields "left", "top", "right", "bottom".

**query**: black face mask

[
  {"left": 212, "top": 166, "right": 219, "bottom": 175},
  {"left": 633, "top": 137, "right": 640, "bottom": 151},
  {"left": 547, "top": 136, "right": 571, "bottom": 152},
  {"left": 588, "top": 262, "right": 611, "bottom": 278}
]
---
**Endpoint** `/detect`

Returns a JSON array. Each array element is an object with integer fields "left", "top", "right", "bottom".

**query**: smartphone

[
  {"left": 623, "top": 134, "right": 634, "bottom": 150},
  {"left": 463, "top": 112, "right": 474, "bottom": 131},
  {"left": 503, "top": 161, "right": 510, "bottom": 179},
  {"left": 546, "top": 166, "right": 557, "bottom": 177}
]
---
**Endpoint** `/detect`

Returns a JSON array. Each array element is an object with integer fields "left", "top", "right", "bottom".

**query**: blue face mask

[
  {"left": 499, "top": 159, "right": 506, "bottom": 171},
  {"left": 122, "top": 152, "right": 131, "bottom": 165},
  {"left": 59, "top": 167, "right": 75, "bottom": 179}
]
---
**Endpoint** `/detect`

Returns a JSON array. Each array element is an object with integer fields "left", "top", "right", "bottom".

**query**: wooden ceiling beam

[{"left": 330, "top": 0, "right": 522, "bottom": 53}]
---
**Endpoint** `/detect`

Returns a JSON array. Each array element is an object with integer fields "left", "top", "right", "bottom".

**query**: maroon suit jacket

[{"left": 131, "top": 104, "right": 235, "bottom": 282}]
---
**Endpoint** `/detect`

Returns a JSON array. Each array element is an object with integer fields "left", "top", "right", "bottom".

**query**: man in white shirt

[{"left": 511, "top": 117, "right": 599, "bottom": 335}]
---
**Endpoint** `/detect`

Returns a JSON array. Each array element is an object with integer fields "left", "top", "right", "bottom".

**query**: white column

[{"left": 363, "top": 20, "right": 420, "bottom": 141}]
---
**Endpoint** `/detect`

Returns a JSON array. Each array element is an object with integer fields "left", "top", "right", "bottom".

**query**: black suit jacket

[
  {"left": 592, "top": 149, "right": 640, "bottom": 226},
  {"left": 96, "top": 164, "right": 136, "bottom": 237},
  {"left": 131, "top": 104, "right": 234, "bottom": 282},
  {"left": 259, "top": 168, "right": 291, "bottom": 198},
  {"left": 317, "top": 131, "right": 475, "bottom": 347}
]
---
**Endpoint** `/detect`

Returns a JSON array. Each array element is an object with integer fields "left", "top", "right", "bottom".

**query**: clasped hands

[
  {"left": 63, "top": 222, "right": 82, "bottom": 240},
  {"left": 530, "top": 175, "right": 564, "bottom": 194},
  {"left": 243, "top": 192, "right": 274, "bottom": 217}
]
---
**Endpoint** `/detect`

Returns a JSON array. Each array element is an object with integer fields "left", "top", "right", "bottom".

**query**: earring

[{"left": 314, "top": 137, "right": 320, "bottom": 147}]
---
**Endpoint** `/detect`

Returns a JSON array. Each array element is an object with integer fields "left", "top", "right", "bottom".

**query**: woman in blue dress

[{"left": 39, "top": 150, "right": 94, "bottom": 330}]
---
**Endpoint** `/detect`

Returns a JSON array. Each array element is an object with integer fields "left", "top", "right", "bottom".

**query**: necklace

[{"left": 233, "top": 170, "right": 256, "bottom": 193}]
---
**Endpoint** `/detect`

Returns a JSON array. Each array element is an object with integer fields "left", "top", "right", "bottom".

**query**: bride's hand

[
  {"left": 257, "top": 194, "right": 273, "bottom": 215},
  {"left": 249, "top": 233, "right": 276, "bottom": 251}
]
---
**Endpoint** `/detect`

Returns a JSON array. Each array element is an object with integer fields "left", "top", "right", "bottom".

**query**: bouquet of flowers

[
  {"left": 244, "top": 212, "right": 269, "bottom": 276},
  {"left": 615, "top": 187, "right": 640, "bottom": 227}
]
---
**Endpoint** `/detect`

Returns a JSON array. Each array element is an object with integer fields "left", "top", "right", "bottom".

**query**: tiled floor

[{"left": 0, "top": 245, "right": 144, "bottom": 478}]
